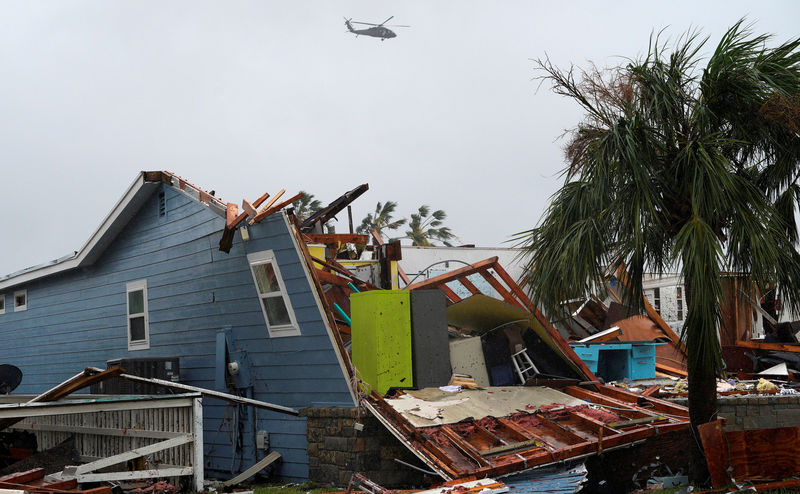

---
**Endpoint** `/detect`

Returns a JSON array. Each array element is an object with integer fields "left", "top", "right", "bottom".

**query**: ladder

[{"left": 511, "top": 348, "right": 539, "bottom": 384}]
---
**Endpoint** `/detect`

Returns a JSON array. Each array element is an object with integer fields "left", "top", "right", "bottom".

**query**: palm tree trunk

[
  {"left": 687, "top": 351, "right": 716, "bottom": 483},
  {"left": 684, "top": 279, "right": 717, "bottom": 485}
]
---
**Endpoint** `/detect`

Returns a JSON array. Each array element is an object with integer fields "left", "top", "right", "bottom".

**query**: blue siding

[{"left": 0, "top": 184, "right": 353, "bottom": 481}]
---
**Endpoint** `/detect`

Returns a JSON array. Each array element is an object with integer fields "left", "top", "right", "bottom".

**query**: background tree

[
  {"left": 405, "top": 205, "right": 456, "bottom": 246},
  {"left": 356, "top": 201, "right": 407, "bottom": 240},
  {"left": 516, "top": 21, "right": 800, "bottom": 483},
  {"left": 291, "top": 191, "right": 322, "bottom": 223}
]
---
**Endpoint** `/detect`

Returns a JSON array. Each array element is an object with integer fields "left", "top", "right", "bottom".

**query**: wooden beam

[
  {"left": 315, "top": 269, "right": 355, "bottom": 288},
  {"left": 0, "top": 367, "right": 123, "bottom": 431},
  {"left": 441, "top": 284, "right": 463, "bottom": 304},
  {"left": 303, "top": 233, "right": 369, "bottom": 245},
  {"left": 493, "top": 262, "right": 535, "bottom": 311},
  {"left": 252, "top": 192, "right": 303, "bottom": 224},
  {"left": 458, "top": 276, "right": 482, "bottom": 295},
  {"left": 248, "top": 189, "right": 285, "bottom": 225},
  {"left": 735, "top": 340, "right": 800, "bottom": 353},
  {"left": 219, "top": 191, "right": 272, "bottom": 252},
  {"left": 478, "top": 270, "right": 527, "bottom": 310},
  {"left": 310, "top": 256, "right": 377, "bottom": 290},
  {"left": 405, "top": 257, "right": 499, "bottom": 291},
  {"left": 0, "top": 469, "right": 45, "bottom": 488},
  {"left": 74, "top": 434, "right": 193, "bottom": 474},
  {"left": 225, "top": 203, "right": 239, "bottom": 229}
]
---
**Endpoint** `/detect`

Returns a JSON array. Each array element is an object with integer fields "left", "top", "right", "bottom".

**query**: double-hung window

[
  {"left": 248, "top": 250, "right": 299, "bottom": 337},
  {"left": 126, "top": 280, "right": 150, "bottom": 350}
]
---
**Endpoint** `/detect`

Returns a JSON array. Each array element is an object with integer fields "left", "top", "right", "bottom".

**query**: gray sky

[{"left": 1, "top": 1, "right": 798, "bottom": 276}]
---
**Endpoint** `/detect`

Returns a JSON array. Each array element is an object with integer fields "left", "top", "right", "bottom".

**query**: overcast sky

[{"left": 1, "top": 1, "right": 798, "bottom": 276}]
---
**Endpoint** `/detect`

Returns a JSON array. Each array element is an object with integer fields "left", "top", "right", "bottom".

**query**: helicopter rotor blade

[
  {"left": 384, "top": 24, "right": 410, "bottom": 28},
  {"left": 377, "top": 16, "right": 394, "bottom": 27},
  {"left": 351, "top": 21, "right": 379, "bottom": 26}
]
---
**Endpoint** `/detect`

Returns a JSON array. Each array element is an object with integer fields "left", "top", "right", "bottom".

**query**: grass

[{"left": 253, "top": 482, "right": 338, "bottom": 494}]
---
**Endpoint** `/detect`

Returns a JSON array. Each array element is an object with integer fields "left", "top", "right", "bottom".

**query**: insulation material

[{"left": 384, "top": 386, "right": 586, "bottom": 428}]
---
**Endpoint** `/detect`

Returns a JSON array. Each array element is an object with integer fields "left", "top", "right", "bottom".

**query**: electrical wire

[{"left": 405, "top": 259, "right": 477, "bottom": 286}]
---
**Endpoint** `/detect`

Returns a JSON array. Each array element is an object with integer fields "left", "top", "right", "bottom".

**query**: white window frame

[
  {"left": 126, "top": 280, "right": 150, "bottom": 350},
  {"left": 0, "top": 293, "right": 5, "bottom": 315},
  {"left": 247, "top": 250, "right": 300, "bottom": 338},
  {"left": 13, "top": 290, "right": 27, "bottom": 312}
]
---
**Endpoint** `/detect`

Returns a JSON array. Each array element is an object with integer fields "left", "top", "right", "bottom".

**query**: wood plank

[
  {"left": 477, "top": 270, "right": 527, "bottom": 310},
  {"left": 77, "top": 467, "right": 194, "bottom": 483},
  {"left": 223, "top": 451, "right": 281, "bottom": 486},
  {"left": 252, "top": 192, "right": 303, "bottom": 223},
  {"left": 310, "top": 256, "right": 377, "bottom": 289},
  {"left": 492, "top": 262, "right": 535, "bottom": 311},
  {"left": 441, "top": 284, "right": 462, "bottom": 304},
  {"left": 315, "top": 269, "right": 354, "bottom": 288},
  {"left": 0, "top": 469, "right": 45, "bottom": 488},
  {"left": 225, "top": 203, "right": 239, "bottom": 229},
  {"left": 735, "top": 340, "right": 800, "bottom": 353},
  {"left": 697, "top": 419, "right": 732, "bottom": 489},
  {"left": 248, "top": 189, "right": 285, "bottom": 225},
  {"left": 303, "top": 233, "right": 369, "bottom": 245},
  {"left": 439, "top": 426, "right": 493, "bottom": 467},
  {"left": 598, "top": 385, "right": 689, "bottom": 417},
  {"left": 405, "top": 257, "right": 499, "bottom": 291},
  {"left": 74, "top": 434, "right": 194, "bottom": 474},
  {"left": 458, "top": 277, "right": 482, "bottom": 295},
  {"left": 656, "top": 362, "right": 689, "bottom": 377}
]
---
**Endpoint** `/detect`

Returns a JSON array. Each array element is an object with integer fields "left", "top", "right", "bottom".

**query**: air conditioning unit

[{"left": 90, "top": 357, "right": 180, "bottom": 395}]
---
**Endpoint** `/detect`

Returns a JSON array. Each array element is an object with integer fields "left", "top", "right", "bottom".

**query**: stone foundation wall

[
  {"left": 301, "top": 407, "right": 427, "bottom": 488},
  {"left": 669, "top": 393, "right": 800, "bottom": 430}
]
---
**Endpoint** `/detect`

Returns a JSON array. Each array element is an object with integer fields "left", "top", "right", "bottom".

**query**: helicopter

[{"left": 344, "top": 16, "right": 410, "bottom": 40}]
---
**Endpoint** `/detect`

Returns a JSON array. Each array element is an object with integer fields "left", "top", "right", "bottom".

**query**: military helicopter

[{"left": 344, "top": 16, "right": 410, "bottom": 40}]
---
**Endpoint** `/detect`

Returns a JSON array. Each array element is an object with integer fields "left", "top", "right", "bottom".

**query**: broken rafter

[
  {"left": 252, "top": 192, "right": 303, "bottom": 224},
  {"left": 219, "top": 191, "right": 273, "bottom": 252},
  {"left": 303, "top": 233, "right": 369, "bottom": 245},
  {"left": 311, "top": 255, "right": 379, "bottom": 290},
  {"left": 0, "top": 367, "right": 122, "bottom": 431},
  {"left": 248, "top": 189, "right": 286, "bottom": 225},
  {"left": 300, "top": 183, "right": 369, "bottom": 232}
]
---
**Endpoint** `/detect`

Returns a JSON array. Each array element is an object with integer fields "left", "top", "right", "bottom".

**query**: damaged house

[{"left": 0, "top": 171, "right": 690, "bottom": 486}]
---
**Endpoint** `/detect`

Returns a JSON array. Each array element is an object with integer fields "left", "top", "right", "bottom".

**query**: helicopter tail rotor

[{"left": 343, "top": 17, "right": 355, "bottom": 32}]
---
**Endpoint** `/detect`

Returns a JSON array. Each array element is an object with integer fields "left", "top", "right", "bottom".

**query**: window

[
  {"left": 126, "top": 280, "right": 150, "bottom": 350},
  {"left": 676, "top": 286, "right": 684, "bottom": 320},
  {"left": 653, "top": 288, "right": 661, "bottom": 315},
  {"left": 248, "top": 250, "right": 299, "bottom": 337},
  {"left": 13, "top": 290, "right": 27, "bottom": 312},
  {"left": 0, "top": 294, "right": 5, "bottom": 314}
]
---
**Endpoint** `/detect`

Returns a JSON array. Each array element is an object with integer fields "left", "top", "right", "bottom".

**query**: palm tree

[
  {"left": 356, "top": 201, "right": 407, "bottom": 240},
  {"left": 405, "top": 205, "right": 456, "bottom": 246},
  {"left": 292, "top": 191, "right": 322, "bottom": 223},
  {"left": 516, "top": 21, "right": 800, "bottom": 483}
]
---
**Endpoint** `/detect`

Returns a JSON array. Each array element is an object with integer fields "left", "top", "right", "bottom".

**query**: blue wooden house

[{"left": 0, "top": 171, "right": 355, "bottom": 481}]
